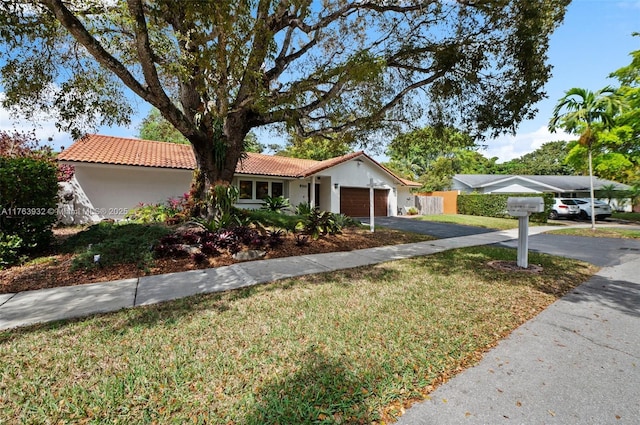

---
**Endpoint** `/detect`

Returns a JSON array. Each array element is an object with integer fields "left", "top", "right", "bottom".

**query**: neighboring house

[
  {"left": 57, "top": 134, "right": 419, "bottom": 222},
  {"left": 452, "top": 174, "right": 633, "bottom": 210},
  {"left": 453, "top": 174, "right": 630, "bottom": 196}
]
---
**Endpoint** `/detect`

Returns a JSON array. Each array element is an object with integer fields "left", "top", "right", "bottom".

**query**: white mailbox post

[{"left": 507, "top": 197, "right": 545, "bottom": 268}]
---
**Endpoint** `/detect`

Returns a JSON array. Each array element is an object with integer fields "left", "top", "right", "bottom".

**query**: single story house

[
  {"left": 57, "top": 134, "right": 420, "bottom": 222},
  {"left": 452, "top": 174, "right": 631, "bottom": 197}
]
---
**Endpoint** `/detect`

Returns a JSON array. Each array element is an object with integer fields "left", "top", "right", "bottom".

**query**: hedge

[
  {"left": 0, "top": 156, "right": 59, "bottom": 258},
  {"left": 457, "top": 193, "right": 554, "bottom": 223}
]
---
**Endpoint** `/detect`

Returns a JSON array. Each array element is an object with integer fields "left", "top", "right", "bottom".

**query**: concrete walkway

[
  {"left": 1, "top": 226, "right": 541, "bottom": 330},
  {"left": 1, "top": 222, "right": 639, "bottom": 424}
]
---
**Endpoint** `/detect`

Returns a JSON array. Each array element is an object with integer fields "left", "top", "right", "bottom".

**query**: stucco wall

[
  {"left": 397, "top": 187, "right": 416, "bottom": 214},
  {"left": 320, "top": 158, "right": 399, "bottom": 216},
  {"left": 67, "top": 162, "right": 192, "bottom": 220}
]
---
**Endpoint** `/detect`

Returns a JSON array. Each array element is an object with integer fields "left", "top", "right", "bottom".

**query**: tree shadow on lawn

[
  {"left": 243, "top": 347, "right": 378, "bottom": 424},
  {"left": 410, "top": 246, "right": 597, "bottom": 298}
]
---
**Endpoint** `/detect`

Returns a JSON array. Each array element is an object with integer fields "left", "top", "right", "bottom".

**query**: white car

[
  {"left": 549, "top": 198, "right": 580, "bottom": 220},
  {"left": 572, "top": 198, "right": 612, "bottom": 220}
]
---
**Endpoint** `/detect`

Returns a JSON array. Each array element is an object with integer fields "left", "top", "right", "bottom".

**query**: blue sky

[
  {"left": 482, "top": 0, "right": 640, "bottom": 162},
  {"left": 1, "top": 0, "right": 638, "bottom": 162}
]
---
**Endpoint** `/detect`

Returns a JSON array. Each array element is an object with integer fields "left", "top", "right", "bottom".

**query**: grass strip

[
  {"left": 415, "top": 214, "right": 554, "bottom": 230},
  {"left": 0, "top": 246, "right": 596, "bottom": 424},
  {"left": 548, "top": 227, "right": 640, "bottom": 239}
]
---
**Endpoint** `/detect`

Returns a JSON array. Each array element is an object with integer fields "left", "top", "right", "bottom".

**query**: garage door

[{"left": 340, "top": 187, "right": 388, "bottom": 217}]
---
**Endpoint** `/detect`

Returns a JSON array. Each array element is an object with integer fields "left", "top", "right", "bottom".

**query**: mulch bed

[
  {"left": 1, "top": 227, "right": 428, "bottom": 294},
  {"left": 487, "top": 260, "right": 543, "bottom": 274}
]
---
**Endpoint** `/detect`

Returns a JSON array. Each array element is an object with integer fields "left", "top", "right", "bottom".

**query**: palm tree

[{"left": 549, "top": 86, "right": 626, "bottom": 230}]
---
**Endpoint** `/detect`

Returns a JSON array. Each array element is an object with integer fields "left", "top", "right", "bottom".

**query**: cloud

[
  {"left": 481, "top": 126, "right": 574, "bottom": 163},
  {"left": 0, "top": 92, "right": 73, "bottom": 151},
  {"left": 617, "top": 1, "right": 640, "bottom": 10}
]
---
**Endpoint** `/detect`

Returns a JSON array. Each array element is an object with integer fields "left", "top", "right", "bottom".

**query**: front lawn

[
  {"left": 414, "top": 214, "right": 555, "bottom": 231},
  {"left": 0, "top": 246, "right": 596, "bottom": 424},
  {"left": 612, "top": 212, "right": 640, "bottom": 223},
  {"left": 548, "top": 227, "right": 640, "bottom": 239}
]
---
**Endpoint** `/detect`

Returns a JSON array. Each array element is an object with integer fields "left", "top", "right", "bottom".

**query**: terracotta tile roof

[
  {"left": 57, "top": 134, "right": 196, "bottom": 169},
  {"left": 236, "top": 152, "right": 318, "bottom": 177},
  {"left": 58, "top": 134, "right": 417, "bottom": 185}
]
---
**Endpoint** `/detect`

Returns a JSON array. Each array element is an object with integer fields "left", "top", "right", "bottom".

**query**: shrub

[
  {"left": 266, "top": 229, "right": 285, "bottom": 248},
  {"left": 407, "top": 207, "right": 419, "bottom": 215},
  {"left": 457, "top": 193, "right": 553, "bottom": 223},
  {"left": 65, "top": 222, "right": 171, "bottom": 271},
  {"left": 0, "top": 233, "right": 25, "bottom": 269},
  {"left": 303, "top": 208, "right": 341, "bottom": 239},
  {"left": 294, "top": 202, "right": 312, "bottom": 216},
  {"left": 125, "top": 193, "right": 191, "bottom": 224},
  {"left": 0, "top": 156, "right": 59, "bottom": 253},
  {"left": 332, "top": 213, "right": 358, "bottom": 229},
  {"left": 261, "top": 195, "right": 291, "bottom": 213}
]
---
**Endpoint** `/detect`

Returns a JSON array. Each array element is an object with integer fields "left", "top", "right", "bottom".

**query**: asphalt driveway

[
  {"left": 362, "top": 216, "right": 495, "bottom": 238},
  {"left": 371, "top": 216, "right": 640, "bottom": 268}
]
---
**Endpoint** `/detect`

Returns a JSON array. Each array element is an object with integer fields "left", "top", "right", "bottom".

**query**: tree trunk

[{"left": 188, "top": 114, "right": 249, "bottom": 219}]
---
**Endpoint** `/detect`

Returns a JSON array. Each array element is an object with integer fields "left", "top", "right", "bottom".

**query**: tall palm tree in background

[{"left": 549, "top": 86, "right": 626, "bottom": 230}]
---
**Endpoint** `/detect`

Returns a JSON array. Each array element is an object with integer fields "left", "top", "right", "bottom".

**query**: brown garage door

[{"left": 340, "top": 187, "right": 388, "bottom": 217}]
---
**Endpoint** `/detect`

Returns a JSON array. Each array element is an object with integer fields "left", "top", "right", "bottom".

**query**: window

[
  {"left": 256, "top": 181, "right": 269, "bottom": 200},
  {"left": 236, "top": 179, "right": 285, "bottom": 201},
  {"left": 239, "top": 180, "right": 253, "bottom": 199},
  {"left": 272, "top": 182, "right": 283, "bottom": 198}
]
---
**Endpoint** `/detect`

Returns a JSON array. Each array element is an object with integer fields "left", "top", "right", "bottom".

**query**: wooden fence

[{"left": 415, "top": 196, "right": 444, "bottom": 215}]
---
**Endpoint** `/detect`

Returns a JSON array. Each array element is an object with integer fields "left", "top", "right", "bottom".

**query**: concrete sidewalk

[
  {"left": 1, "top": 226, "right": 547, "bottom": 330},
  {"left": 396, "top": 253, "right": 640, "bottom": 425}
]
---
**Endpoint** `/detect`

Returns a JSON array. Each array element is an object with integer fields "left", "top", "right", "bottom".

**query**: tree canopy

[
  {"left": 0, "top": 0, "right": 569, "bottom": 212},
  {"left": 496, "top": 141, "right": 574, "bottom": 175},
  {"left": 274, "top": 135, "right": 353, "bottom": 161}
]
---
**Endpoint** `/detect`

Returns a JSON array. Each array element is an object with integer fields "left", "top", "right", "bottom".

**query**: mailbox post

[{"left": 507, "top": 197, "right": 545, "bottom": 268}]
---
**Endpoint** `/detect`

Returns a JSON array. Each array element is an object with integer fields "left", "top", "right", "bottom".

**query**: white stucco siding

[
  {"left": 69, "top": 163, "right": 192, "bottom": 219},
  {"left": 325, "top": 159, "right": 399, "bottom": 216},
  {"left": 397, "top": 187, "right": 415, "bottom": 214}
]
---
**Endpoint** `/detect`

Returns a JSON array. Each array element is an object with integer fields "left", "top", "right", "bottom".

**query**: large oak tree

[{"left": 1, "top": 0, "right": 569, "bottom": 212}]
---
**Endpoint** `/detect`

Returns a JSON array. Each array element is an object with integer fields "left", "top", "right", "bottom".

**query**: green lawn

[
  {"left": 548, "top": 227, "right": 640, "bottom": 239},
  {"left": 612, "top": 212, "right": 640, "bottom": 223},
  {"left": 414, "top": 214, "right": 554, "bottom": 231},
  {"left": 0, "top": 246, "right": 596, "bottom": 424}
]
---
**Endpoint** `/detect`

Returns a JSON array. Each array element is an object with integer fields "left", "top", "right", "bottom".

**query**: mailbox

[{"left": 507, "top": 197, "right": 544, "bottom": 217}]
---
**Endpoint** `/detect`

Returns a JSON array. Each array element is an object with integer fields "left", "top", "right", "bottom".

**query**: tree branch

[{"left": 39, "top": 0, "right": 150, "bottom": 101}]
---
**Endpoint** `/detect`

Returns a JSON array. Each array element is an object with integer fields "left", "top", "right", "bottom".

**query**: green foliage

[
  {"left": 294, "top": 202, "right": 313, "bottom": 216},
  {"left": 384, "top": 126, "right": 477, "bottom": 187},
  {"left": 496, "top": 141, "right": 575, "bottom": 175},
  {"left": 138, "top": 108, "right": 189, "bottom": 144},
  {"left": 246, "top": 209, "right": 301, "bottom": 233},
  {"left": 331, "top": 213, "right": 358, "bottom": 229},
  {"left": 196, "top": 211, "right": 244, "bottom": 232},
  {"left": 0, "top": 233, "right": 25, "bottom": 269},
  {"left": 125, "top": 193, "right": 191, "bottom": 224},
  {"left": 275, "top": 135, "right": 353, "bottom": 160},
  {"left": 303, "top": 208, "right": 341, "bottom": 239},
  {"left": 243, "top": 132, "right": 265, "bottom": 153},
  {"left": 260, "top": 196, "right": 291, "bottom": 213},
  {"left": 1, "top": 0, "right": 569, "bottom": 192},
  {"left": 457, "top": 193, "right": 553, "bottom": 223},
  {"left": 64, "top": 222, "right": 170, "bottom": 271},
  {"left": 0, "top": 156, "right": 58, "bottom": 253}
]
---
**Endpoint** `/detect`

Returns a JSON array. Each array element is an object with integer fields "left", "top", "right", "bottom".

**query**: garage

[{"left": 340, "top": 187, "right": 388, "bottom": 217}]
